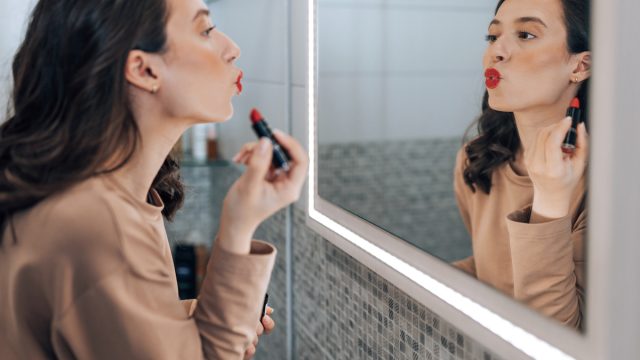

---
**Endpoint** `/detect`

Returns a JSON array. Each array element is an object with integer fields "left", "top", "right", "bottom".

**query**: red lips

[
  {"left": 236, "top": 71, "right": 243, "bottom": 94},
  {"left": 484, "top": 68, "right": 501, "bottom": 89}
]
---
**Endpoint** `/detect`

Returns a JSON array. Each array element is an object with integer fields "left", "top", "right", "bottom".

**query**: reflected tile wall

[{"left": 318, "top": 138, "right": 471, "bottom": 262}]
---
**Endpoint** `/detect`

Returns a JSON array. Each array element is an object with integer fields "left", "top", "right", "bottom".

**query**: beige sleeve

[
  {"left": 52, "top": 240, "right": 276, "bottom": 360},
  {"left": 451, "top": 148, "right": 477, "bottom": 277},
  {"left": 181, "top": 299, "right": 198, "bottom": 317},
  {"left": 506, "top": 206, "right": 585, "bottom": 328}
]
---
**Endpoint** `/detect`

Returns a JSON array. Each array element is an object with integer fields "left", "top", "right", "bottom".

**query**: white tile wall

[{"left": 208, "top": 0, "right": 289, "bottom": 159}]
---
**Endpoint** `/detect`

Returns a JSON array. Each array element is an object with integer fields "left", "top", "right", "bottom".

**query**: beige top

[
  {"left": 453, "top": 149, "right": 586, "bottom": 328},
  {"left": 0, "top": 174, "right": 276, "bottom": 359}
]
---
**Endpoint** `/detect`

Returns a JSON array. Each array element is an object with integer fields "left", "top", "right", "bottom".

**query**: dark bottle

[{"left": 173, "top": 244, "right": 197, "bottom": 300}]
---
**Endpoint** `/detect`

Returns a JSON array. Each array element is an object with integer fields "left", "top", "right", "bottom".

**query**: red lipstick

[
  {"left": 250, "top": 108, "right": 291, "bottom": 171},
  {"left": 236, "top": 71, "right": 243, "bottom": 94},
  {"left": 561, "top": 97, "right": 582, "bottom": 154},
  {"left": 485, "top": 68, "right": 501, "bottom": 89}
]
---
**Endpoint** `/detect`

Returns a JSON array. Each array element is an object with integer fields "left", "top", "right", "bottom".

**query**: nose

[
  {"left": 487, "top": 37, "right": 511, "bottom": 64},
  {"left": 220, "top": 32, "right": 241, "bottom": 63}
]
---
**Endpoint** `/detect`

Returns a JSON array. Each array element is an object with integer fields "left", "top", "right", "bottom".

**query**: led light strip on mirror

[{"left": 306, "top": 0, "right": 572, "bottom": 359}]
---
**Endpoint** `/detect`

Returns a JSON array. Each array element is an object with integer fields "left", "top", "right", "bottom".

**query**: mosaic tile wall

[
  {"left": 166, "top": 155, "right": 502, "bottom": 360},
  {"left": 292, "top": 208, "right": 501, "bottom": 360},
  {"left": 318, "top": 138, "right": 471, "bottom": 262}
]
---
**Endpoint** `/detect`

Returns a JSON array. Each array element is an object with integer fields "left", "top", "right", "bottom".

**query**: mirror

[
  {"left": 316, "top": 0, "right": 590, "bottom": 331},
  {"left": 317, "top": 0, "right": 494, "bottom": 261}
]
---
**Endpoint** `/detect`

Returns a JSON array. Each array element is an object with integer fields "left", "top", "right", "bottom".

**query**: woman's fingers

[
  {"left": 272, "top": 129, "right": 308, "bottom": 189},
  {"left": 244, "top": 344, "right": 256, "bottom": 360},
  {"left": 243, "top": 138, "right": 273, "bottom": 185},
  {"left": 573, "top": 122, "right": 589, "bottom": 168},
  {"left": 262, "top": 314, "right": 276, "bottom": 334},
  {"left": 233, "top": 142, "right": 259, "bottom": 163},
  {"left": 545, "top": 117, "right": 573, "bottom": 169}
]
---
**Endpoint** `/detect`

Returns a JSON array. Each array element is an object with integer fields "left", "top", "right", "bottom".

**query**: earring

[
  {"left": 573, "top": 76, "right": 580, "bottom": 83},
  {"left": 151, "top": 85, "right": 159, "bottom": 94}
]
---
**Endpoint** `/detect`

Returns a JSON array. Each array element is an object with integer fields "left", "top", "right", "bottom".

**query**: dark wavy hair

[
  {"left": 0, "top": 0, "right": 184, "bottom": 244},
  {"left": 463, "top": 0, "right": 590, "bottom": 193}
]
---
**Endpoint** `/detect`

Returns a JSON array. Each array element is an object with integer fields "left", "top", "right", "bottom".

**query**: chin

[{"left": 488, "top": 96, "right": 510, "bottom": 112}]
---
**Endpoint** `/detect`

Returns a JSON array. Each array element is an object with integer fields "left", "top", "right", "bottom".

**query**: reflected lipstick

[
  {"left": 561, "top": 97, "right": 582, "bottom": 154},
  {"left": 485, "top": 68, "right": 501, "bottom": 89},
  {"left": 250, "top": 108, "right": 291, "bottom": 172}
]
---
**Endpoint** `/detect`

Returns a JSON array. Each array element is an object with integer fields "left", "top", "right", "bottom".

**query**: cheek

[
  {"left": 514, "top": 47, "right": 571, "bottom": 95},
  {"left": 161, "top": 46, "right": 232, "bottom": 121}
]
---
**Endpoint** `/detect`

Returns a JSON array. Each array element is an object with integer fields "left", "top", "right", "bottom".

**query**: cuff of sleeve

[
  {"left": 506, "top": 205, "right": 572, "bottom": 239},
  {"left": 210, "top": 240, "right": 277, "bottom": 276}
]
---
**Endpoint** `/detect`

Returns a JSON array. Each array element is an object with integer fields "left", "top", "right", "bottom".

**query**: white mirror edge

[{"left": 305, "top": 0, "right": 640, "bottom": 359}]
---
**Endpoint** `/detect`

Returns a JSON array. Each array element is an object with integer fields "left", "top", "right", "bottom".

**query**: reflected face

[
  {"left": 159, "top": 0, "right": 242, "bottom": 123},
  {"left": 483, "top": 0, "right": 577, "bottom": 112}
]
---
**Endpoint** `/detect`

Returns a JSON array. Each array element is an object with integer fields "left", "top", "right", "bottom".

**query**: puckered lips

[
  {"left": 484, "top": 68, "right": 501, "bottom": 89},
  {"left": 235, "top": 71, "right": 244, "bottom": 94}
]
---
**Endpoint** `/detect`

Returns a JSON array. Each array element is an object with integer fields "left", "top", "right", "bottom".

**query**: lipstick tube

[
  {"left": 250, "top": 108, "right": 291, "bottom": 172},
  {"left": 561, "top": 97, "right": 582, "bottom": 154}
]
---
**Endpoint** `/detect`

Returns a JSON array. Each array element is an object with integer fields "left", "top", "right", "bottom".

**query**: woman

[
  {"left": 0, "top": 0, "right": 307, "bottom": 358},
  {"left": 453, "top": 0, "right": 590, "bottom": 329}
]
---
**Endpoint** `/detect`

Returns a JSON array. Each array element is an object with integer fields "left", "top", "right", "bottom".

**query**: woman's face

[
  {"left": 157, "top": 0, "right": 241, "bottom": 123},
  {"left": 483, "top": 0, "right": 580, "bottom": 113}
]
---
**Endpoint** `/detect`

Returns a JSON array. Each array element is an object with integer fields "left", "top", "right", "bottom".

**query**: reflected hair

[
  {"left": 463, "top": 0, "right": 590, "bottom": 193},
  {"left": 0, "top": 0, "right": 184, "bottom": 244}
]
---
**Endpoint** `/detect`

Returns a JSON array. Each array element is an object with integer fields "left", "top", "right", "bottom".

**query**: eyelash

[
  {"left": 203, "top": 25, "right": 216, "bottom": 37},
  {"left": 485, "top": 31, "right": 537, "bottom": 43}
]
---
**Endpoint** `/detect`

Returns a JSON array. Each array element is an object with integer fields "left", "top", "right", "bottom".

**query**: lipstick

[
  {"left": 485, "top": 68, "right": 501, "bottom": 89},
  {"left": 250, "top": 108, "right": 291, "bottom": 172},
  {"left": 561, "top": 97, "right": 582, "bottom": 154}
]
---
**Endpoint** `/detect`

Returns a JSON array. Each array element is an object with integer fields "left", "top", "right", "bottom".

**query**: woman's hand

[
  {"left": 244, "top": 306, "right": 275, "bottom": 359},
  {"left": 217, "top": 130, "right": 308, "bottom": 254},
  {"left": 526, "top": 117, "right": 588, "bottom": 219}
]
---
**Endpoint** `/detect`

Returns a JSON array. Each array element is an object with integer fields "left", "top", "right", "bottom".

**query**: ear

[
  {"left": 571, "top": 51, "right": 591, "bottom": 82},
  {"left": 125, "top": 50, "right": 162, "bottom": 93}
]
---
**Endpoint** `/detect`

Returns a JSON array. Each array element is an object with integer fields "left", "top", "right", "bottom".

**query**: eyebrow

[
  {"left": 192, "top": 8, "right": 210, "bottom": 22},
  {"left": 488, "top": 16, "right": 548, "bottom": 29}
]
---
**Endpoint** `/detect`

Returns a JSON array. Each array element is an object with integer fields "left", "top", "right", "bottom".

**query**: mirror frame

[{"left": 305, "top": 0, "right": 640, "bottom": 359}]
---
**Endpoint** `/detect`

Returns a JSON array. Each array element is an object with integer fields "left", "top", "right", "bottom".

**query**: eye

[
  {"left": 203, "top": 25, "right": 216, "bottom": 37},
  {"left": 485, "top": 34, "right": 498, "bottom": 43},
  {"left": 518, "top": 31, "right": 536, "bottom": 40}
]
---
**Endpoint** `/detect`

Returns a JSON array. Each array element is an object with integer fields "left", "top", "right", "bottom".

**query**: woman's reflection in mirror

[{"left": 452, "top": 0, "right": 590, "bottom": 329}]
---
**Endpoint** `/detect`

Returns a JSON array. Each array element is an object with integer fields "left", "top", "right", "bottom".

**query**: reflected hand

[{"left": 526, "top": 117, "right": 588, "bottom": 219}]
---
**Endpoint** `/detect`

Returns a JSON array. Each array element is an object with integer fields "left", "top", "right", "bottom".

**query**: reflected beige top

[
  {"left": 452, "top": 149, "right": 586, "bottom": 328},
  {"left": 0, "top": 174, "right": 276, "bottom": 359}
]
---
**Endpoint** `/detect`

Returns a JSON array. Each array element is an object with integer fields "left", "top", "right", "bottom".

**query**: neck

[{"left": 112, "top": 104, "right": 188, "bottom": 203}]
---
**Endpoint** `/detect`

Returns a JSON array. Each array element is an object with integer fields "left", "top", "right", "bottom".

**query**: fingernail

[{"left": 259, "top": 138, "right": 270, "bottom": 153}]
